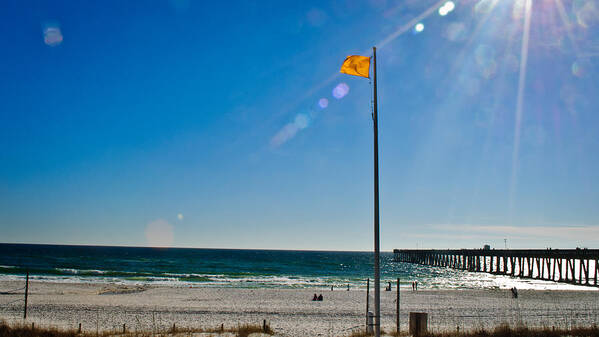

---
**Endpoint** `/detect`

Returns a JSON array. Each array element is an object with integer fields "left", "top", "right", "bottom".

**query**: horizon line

[{"left": 0, "top": 242, "right": 396, "bottom": 253}]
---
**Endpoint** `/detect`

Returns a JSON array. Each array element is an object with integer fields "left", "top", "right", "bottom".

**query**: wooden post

[
  {"left": 510, "top": 257, "right": 516, "bottom": 276},
  {"left": 595, "top": 259, "right": 599, "bottom": 285},
  {"left": 78, "top": 323, "right": 82, "bottom": 333},
  {"left": 557, "top": 259, "right": 562, "bottom": 281},
  {"left": 23, "top": 271, "right": 29, "bottom": 319},
  {"left": 123, "top": 323, "right": 126, "bottom": 333},
  {"left": 528, "top": 257, "right": 533, "bottom": 277},
  {"left": 584, "top": 259, "right": 590, "bottom": 285},
  {"left": 569, "top": 258, "right": 575, "bottom": 282},
  {"left": 540, "top": 257, "right": 545, "bottom": 279},
  {"left": 519, "top": 257, "right": 524, "bottom": 277},
  {"left": 366, "top": 278, "right": 370, "bottom": 329},
  {"left": 263, "top": 320, "right": 267, "bottom": 332},
  {"left": 152, "top": 310, "right": 155, "bottom": 337},
  {"left": 396, "top": 278, "right": 400, "bottom": 334}
]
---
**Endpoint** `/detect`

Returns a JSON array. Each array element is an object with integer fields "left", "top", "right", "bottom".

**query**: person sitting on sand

[
  {"left": 511, "top": 287, "right": 518, "bottom": 299},
  {"left": 312, "top": 294, "right": 318, "bottom": 301},
  {"left": 317, "top": 294, "right": 323, "bottom": 301}
]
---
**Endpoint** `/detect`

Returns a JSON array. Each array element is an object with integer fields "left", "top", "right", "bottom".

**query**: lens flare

[
  {"left": 294, "top": 113, "right": 309, "bottom": 129},
  {"left": 145, "top": 219, "right": 174, "bottom": 247},
  {"left": 439, "top": 1, "right": 455, "bottom": 16},
  {"left": 332, "top": 83, "right": 350, "bottom": 99},
  {"left": 377, "top": 0, "right": 446, "bottom": 47},
  {"left": 571, "top": 59, "right": 590, "bottom": 78},
  {"left": 270, "top": 113, "right": 311, "bottom": 147},
  {"left": 414, "top": 23, "right": 425, "bottom": 33},
  {"left": 318, "top": 98, "right": 329, "bottom": 108},
  {"left": 574, "top": 0, "right": 599, "bottom": 28},
  {"left": 177, "top": 213, "right": 184, "bottom": 220},
  {"left": 43, "top": 25, "right": 63, "bottom": 46}
]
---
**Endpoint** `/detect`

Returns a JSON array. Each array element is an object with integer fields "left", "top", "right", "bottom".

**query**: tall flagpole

[{"left": 372, "top": 46, "right": 381, "bottom": 337}]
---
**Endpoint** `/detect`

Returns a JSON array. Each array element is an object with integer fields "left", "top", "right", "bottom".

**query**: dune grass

[
  {"left": 345, "top": 324, "right": 599, "bottom": 337},
  {"left": 422, "top": 324, "right": 599, "bottom": 337},
  {"left": 0, "top": 321, "right": 274, "bottom": 337}
]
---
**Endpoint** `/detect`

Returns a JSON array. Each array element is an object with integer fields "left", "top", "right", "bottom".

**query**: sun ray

[
  {"left": 268, "top": 0, "right": 453, "bottom": 137},
  {"left": 378, "top": 0, "right": 449, "bottom": 48},
  {"left": 509, "top": 0, "right": 533, "bottom": 222},
  {"left": 554, "top": 0, "right": 581, "bottom": 55}
]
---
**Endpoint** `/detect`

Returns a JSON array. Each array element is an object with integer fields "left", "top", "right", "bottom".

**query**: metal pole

[
  {"left": 24, "top": 271, "right": 29, "bottom": 319},
  {"left": 372, "top": 45, "right": 381, "bottom": 337},
  {"left": 396, "top": 278, "right": 400, "bottom": 334},
  {"left": 366, "top": 278, "right": 370, "bottom": 329}
]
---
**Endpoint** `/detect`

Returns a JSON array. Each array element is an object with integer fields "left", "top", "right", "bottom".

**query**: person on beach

[
  {"left": 385, "top": 282, "right": 391, "bottom": 291},
  {"left": 317, "top": 294, "right": 323, "bottom": 301},
  {"left": 347, "top": 284, "right": 350, "bottom": 291},
  {"left": 511, "top": 287, "right": 518, "bottom": 299},
  {"left": 312, "top": 294, "right": 318, "bottom": 301}
]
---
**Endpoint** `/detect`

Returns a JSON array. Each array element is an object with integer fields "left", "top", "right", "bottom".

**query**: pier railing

[{"left": 393, "top": 249, "right": 599, "bottom": 287}]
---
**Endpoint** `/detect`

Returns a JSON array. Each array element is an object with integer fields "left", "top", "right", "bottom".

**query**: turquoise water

[{"left": 0, "top": 244, "right": 586, "bottom": 290}]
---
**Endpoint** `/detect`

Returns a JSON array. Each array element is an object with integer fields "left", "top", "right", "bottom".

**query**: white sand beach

[{"left": 1, "top": 281, "right": 598, "bottom": 336}]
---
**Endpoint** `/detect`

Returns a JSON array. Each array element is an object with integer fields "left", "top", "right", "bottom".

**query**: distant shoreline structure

[{"left": 394, "top": 248, "right": 599, "bottom": 288}]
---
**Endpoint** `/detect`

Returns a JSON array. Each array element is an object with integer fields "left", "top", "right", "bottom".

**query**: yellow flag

[{"left": 340, "top": 55, "right": 371, "bottom": 78}]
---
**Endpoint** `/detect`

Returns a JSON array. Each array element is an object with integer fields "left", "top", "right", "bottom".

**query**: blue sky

[{"left": 1, "top": 0, "right": 598, "bottom": 250}]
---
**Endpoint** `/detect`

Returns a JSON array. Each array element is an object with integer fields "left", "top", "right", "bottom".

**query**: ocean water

[{"left": 0, "top": 244, "right": 591, "bottom": 290}]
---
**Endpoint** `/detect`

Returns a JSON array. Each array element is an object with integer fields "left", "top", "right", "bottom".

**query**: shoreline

[{"left": 2, "top": 281, "right": 599, "bottom": 336}]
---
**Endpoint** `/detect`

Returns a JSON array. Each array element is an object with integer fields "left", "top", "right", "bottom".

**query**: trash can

[{"left": 409, "top": 312, "right": 428, "bottom": 337}]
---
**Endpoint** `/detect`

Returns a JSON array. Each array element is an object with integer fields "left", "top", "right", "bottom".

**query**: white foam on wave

[
  {"left": 0, "top": 265, "right": 18, "bottom": 269},
  {"left": 1, "top": 265, "right": 597, "bottom": 290}
]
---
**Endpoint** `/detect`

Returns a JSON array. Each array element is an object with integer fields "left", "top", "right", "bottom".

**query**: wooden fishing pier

[{"left": 393, "top": 248, "right": 599, "bottom": 287}]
